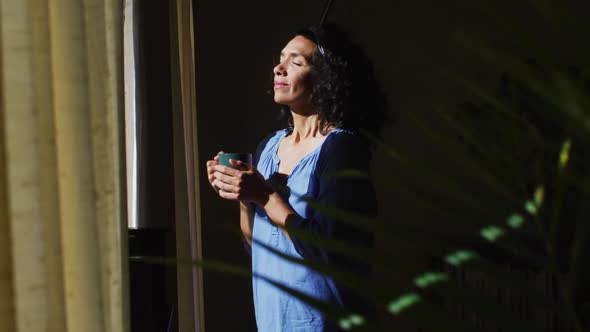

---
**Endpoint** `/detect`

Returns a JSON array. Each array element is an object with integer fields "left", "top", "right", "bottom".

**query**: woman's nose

[{"left": 273, "top": 62, "right": 286, "bottom": 76}]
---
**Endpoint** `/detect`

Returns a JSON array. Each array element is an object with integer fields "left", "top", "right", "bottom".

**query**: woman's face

[{"left": 273, "top": 35, "right": 317, "bottom": 110}]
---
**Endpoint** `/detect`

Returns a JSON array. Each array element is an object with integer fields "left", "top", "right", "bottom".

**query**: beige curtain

[
  {"left": 0, "top": 0, "right": 129, "bottom": 332},
  {"left": 170, "top": 0, "right": 205, "bottom": 331}
]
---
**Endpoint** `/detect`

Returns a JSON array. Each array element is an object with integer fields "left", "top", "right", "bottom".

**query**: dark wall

[{"left": 193, "top": 1, "right": 588, "bottom": 331}]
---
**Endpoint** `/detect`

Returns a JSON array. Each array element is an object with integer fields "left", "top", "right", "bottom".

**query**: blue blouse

[{"left": 250, "top": 128, "right": 376, "bottom": 332}]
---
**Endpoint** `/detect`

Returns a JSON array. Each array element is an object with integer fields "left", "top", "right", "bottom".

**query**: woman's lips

[{"left": 274, "top": 82, "right": 288, "bottom": 89}]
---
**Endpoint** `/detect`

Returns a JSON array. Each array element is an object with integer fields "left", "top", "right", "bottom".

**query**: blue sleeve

[
  {"left": 288, "top": 132, "right": 377, "bottom": 315},
  {"left": 289, "top": 133, "right": 377, "bottom": 263}
]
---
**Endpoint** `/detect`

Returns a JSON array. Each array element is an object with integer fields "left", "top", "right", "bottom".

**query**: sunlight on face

[{"left": 272, "top": 35, "right": 318, "bottom": 110}]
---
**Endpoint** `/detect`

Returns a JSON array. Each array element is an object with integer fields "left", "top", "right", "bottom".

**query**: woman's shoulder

[
  {"left": 324, "top": 128, "right": 369, "bottom": 151},
  {"left": 317, "top": 128, "right": 372, "bottom": 171}
]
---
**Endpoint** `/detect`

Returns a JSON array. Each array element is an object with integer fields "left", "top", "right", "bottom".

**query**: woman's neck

[{"left": 290, "top": 112, "right": 325, "bottom": 141}]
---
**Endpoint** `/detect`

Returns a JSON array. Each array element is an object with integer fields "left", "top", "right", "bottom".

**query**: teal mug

[{"left": 218, "top": 152, "right": 252, "bottom": 169}]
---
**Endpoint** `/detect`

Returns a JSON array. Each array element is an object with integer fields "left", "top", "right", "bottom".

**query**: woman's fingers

[
  {"left": 208, "top": 153, "right": 260, "bottom": 202},
  {"left": 206, "top": 155, "right": 221, "bottom": 189},
  {"left": 206, "top": 160, "right": 219, "bottom": 173},
  {"left": 206, "top": 166, "right": 216, "bottom": 178},
  {"left": 214, "top": 179, "right": 238, "bottom": 198},
  {"left": 214, "top": 151, "right": 223, "bottom": 161},
  {"left": 206, "top": 162, "right": 217, "bottom": 184},
  {"left": 229, "top": 159, "right": 251, "bottom": 170},
  {"left": 218, "top": 189, "right": 238, "bottom": 200},
  {"left": 206, "top": 151, "right": 225, "bottom": 194},
  {"left": 213, "top": 164, "right": 240, "bottom": 176},
  {"left": 213, "top": 171, "right": 238, "bottom": 186}
]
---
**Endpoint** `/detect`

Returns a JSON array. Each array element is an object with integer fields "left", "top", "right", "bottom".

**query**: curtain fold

[
  {"left": 0, "top": 1, "right": 128, "bottom": 331},
  {"left": 170, "top": 0, "right": 204, "bottom": 330}
]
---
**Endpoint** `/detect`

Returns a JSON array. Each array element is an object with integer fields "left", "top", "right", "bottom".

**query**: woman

[{"left": 206, "top": 24, "right": 387, "bottom": 331}]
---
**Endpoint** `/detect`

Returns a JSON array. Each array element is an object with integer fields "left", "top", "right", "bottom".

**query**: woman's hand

[
  {"left": 206, "top": 151, "right": 223, "bottom": 193},
  {"left": 213, "top": 159, "right": 273, "bottom": 206}
]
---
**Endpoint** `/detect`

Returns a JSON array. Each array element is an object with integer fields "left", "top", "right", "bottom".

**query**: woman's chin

[{"left": 273, "top": 97, "right": 290, "bottom": 106}]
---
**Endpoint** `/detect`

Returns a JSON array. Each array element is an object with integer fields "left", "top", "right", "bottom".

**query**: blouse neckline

[{"left": 272, "top": 128, "right": 341, "bottom": 178}]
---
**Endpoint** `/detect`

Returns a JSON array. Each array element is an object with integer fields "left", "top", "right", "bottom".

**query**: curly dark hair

[{"left": 276, "top": 23, "right": 389, "bottom": 143}]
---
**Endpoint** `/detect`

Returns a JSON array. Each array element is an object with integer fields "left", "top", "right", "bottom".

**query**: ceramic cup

[{"left": 218, "top": 152, "right": 252, "bottom": 169}]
